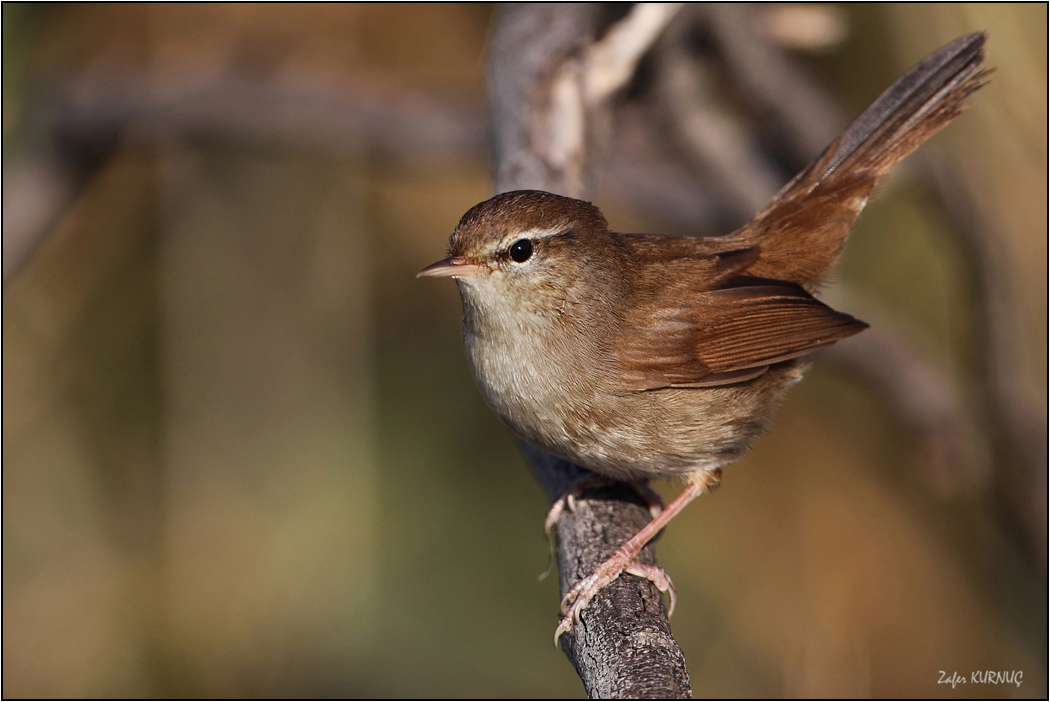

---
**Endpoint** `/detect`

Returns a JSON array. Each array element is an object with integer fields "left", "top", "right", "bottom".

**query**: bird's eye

[{"left": 509, "top": 238, "right": 533, "bottom": 263}]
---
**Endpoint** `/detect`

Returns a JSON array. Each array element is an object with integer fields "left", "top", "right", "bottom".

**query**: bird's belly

[{"left": 466, "top": 320, "right": 804, "bottom": 481}]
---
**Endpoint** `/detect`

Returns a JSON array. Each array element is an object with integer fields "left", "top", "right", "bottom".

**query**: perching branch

[{"left": 488, "top": 4, "right": 692, "bottom": 698}]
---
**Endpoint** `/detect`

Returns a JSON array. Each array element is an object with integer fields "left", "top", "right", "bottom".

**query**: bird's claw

[
  {"left": 553, "top": 554, "right": 676, "bottom": 647},
  {"left": 626, "top": 562, "right": 677, "bottom": 617}
]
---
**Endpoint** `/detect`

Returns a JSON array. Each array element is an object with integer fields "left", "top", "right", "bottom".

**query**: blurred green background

[{"left": 2, "top": 4, "right": 1046, "bottom": 698}]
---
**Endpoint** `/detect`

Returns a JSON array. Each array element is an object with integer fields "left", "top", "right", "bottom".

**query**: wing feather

[{"left": 616, "top": 283, "right": 866, "bottom": 390}]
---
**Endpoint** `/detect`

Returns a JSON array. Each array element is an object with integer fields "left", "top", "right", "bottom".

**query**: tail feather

[
  {"left": 826, "top": 32, "right": 987, "bottom": 177},
  {"left": 733, "top": 32, "right": 988, "bottom": 290}
]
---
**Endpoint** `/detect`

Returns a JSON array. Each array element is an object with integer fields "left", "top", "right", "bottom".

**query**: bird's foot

[
  {"left": 551, "top": 473, "right": 718, "bottom": 646},
  {"left": 544, "top": 477, "right": 663, "bottom": 539},
  {"left": 554, "top": 548, "right": 677, "bottom": 646}
]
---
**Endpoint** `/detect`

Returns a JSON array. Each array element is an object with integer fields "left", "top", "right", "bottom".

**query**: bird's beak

[{"left": 417, "top": 256, "right": 484, "bottom": 278}]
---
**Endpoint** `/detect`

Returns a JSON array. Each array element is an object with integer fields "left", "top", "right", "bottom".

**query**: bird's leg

[
  {"left": 544, "top": 475, "right": 664, "bottom": 539},
  {"left": 554, "top": 469, "right": 721, "bottom": 645}
]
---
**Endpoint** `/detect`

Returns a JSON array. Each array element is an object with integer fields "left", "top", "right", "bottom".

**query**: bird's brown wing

[{"left": 616, "top": 283, "right": 867, "bottom": 391}]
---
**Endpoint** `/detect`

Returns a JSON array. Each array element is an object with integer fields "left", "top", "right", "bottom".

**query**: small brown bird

[{"left": 420, "top": 33, "right": 987, "bottom": 642}]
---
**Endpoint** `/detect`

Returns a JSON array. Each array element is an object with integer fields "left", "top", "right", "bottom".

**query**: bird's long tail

[
  {"left": 813, "top": 31, "right": 988, "bottom": 181},
  {"left": 737, "top": 32, "right": 989, "bottom": 289}
]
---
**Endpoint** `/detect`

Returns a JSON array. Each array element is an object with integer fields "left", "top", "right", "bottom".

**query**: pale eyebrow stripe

[{"left": 498, "top": 226, "right": 565, "bottom": 249}]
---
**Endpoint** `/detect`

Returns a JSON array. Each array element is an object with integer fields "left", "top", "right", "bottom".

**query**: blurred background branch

[
  {"left": 3, "top": 71, "right": 487, "bottom": 285},
  {"left": 2, "top": 3, "right": 1045, "bottom": 698}
]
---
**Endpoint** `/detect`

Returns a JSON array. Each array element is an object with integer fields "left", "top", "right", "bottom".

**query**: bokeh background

[{"left": 3, "top": 3, "right": 1046, "bottom": 698}]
